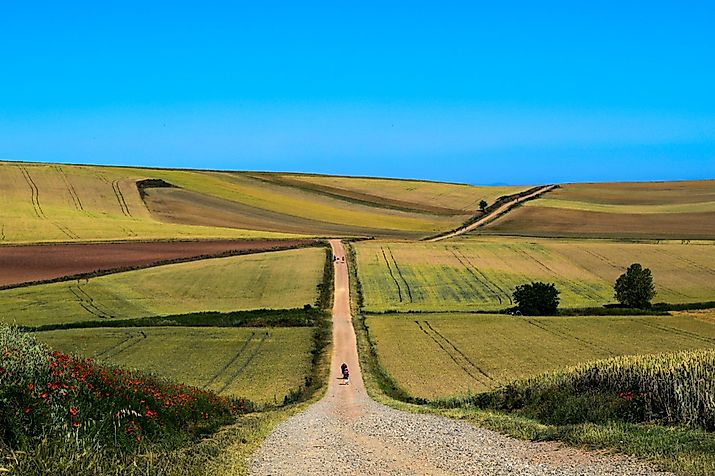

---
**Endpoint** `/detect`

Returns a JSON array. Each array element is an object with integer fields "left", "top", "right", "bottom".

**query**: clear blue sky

[{"left": 1, "top": 1, "right": 714, "bottom": 185}]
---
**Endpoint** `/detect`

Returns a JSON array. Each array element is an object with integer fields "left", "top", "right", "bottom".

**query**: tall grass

[{"left": 444, "top": 349, "right": 715, "bottom": 430}]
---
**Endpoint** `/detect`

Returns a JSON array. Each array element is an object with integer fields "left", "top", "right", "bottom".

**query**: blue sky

[{"left": 1, "top": 2, "right": 714, "bottom": 184}]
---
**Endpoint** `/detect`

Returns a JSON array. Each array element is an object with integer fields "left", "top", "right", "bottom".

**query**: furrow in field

[
  {"left": 424, "top": 321, "right": 494, "bottom": 382},
  {"left": 653, "top": 248, "right": 715, "bottom": 278},
  {"left": 19, "top": 166, "right": 46, "bottom": 219},
  {"left": 380, "top": 247, "right": 403, "bottom": 302},
  {"left": 386, "top": 247, "right": 413, "bottom": 303},
  {"left": 415, "top": 320, "right": 491, "bottom": 386},
  {"left": 203, "top": 332, "right": 256, "bottom": 389},
  {"left": 218, "top": 332, "right": 269, "bottom": 394},
  {"left": 526, "top": 319, "right": 614, "bottom": 356},
  {"left": 451, "top": 248, "right": 505, "bottom": 305}
]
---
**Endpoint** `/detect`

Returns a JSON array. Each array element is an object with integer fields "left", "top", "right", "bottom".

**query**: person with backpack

[{"left": 340, "top": 362, "right": 350, "bottom": 384}]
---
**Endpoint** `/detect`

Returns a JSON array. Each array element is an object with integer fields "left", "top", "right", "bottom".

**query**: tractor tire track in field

[
  {"left": 526, "top": 319, "right": 614, "bottom": 356},
  {"left": 53, "top": 222, "right": 80, "bottom": 240},
  {"left": 68, "top": 281, "right": 115, "bottom": 319},
  {"left": 424, "top": 320, "right": 494, "bottom": 383},
  {"left": 638, "top": 321, "right": 715, "bottom": 345},
  {"left": 19, "top": 166, "right": 46, "bottom": 219},
  {"left": 451, "top": 248, "right": 506, "bottom": 305},
  {"left": 54, "top": 165, "right": 84, "bottom": 211},
  {"left": 204, "top": 332, "right": 256, "bottom": 389},
  {"left": 415, "top": 320, "right": 491, "bottom": 387},
  {"left": 251, "top": 240, "right": 672, "bottom": 476},
  {"left": 218, "top": 332, "right": 269, "bottom": 394},
  {"left": 98, "top": 174, "right": 132, "bottom": 217},
  {"left": 112, "top": 180, "right": 132, "bottom": 217},
  {"left": 508, "top": 245, "right": 604, "bottom": 302},
  {"left": 380, "top": 247, "right": 403, "bottom": 302},
  {"left": 386, "top": 246, "right": 413, "bottom": 302},
  {"left": 94, "top": 331, "right": 146, "bottom": 360}
]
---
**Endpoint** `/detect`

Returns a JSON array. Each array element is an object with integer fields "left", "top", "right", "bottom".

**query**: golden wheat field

[{"left": 366, "top": 312, "right": 715, "bottom": 399}]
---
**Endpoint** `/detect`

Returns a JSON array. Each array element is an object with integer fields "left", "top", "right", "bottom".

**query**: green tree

[
  {"left": 614, "top": 263, "right": 656, "bottom": 308},
  {"left": 479, "top": 199, "right": 488, "bottom": 212},
  {"left": 513, "top": 281, "right": 560, "bottom": 315}
]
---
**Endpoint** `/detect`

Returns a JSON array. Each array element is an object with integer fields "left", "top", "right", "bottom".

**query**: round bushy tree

[
  {"left": 513, "top": 281, "right": 560, "bottom": 315},
  {"left": 614, "top": 263, "right": 656, "bottom": 308}
]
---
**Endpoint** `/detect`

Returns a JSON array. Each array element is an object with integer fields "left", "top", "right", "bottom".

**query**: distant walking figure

[{"left": 341, "top": 362, "right": 350, "bottom": 385}]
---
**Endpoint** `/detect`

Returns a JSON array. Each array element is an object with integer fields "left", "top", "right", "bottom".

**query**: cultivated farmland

[
  {"left": 481, "top": 180, "right": 715, "bottom": 239},
  {"left": 35, "top": 326, "right": 314, "bottom": 403},
  {"left": 365, "top": 313, "right": 715, "bottom": 399},
  {"left": 354, "top": 237, "right": 715, "bottom": 312},
  {"left": 0, "top": 239, "right": 315, "bottom": 288},
  {"left": 0, "top": 247, "right": 325, "bottom": 326},
  {"left": 1, "top": 161, "right": 524, "bottom": 241}
]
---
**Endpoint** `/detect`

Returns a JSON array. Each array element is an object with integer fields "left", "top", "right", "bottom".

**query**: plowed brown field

[{"left": 0, "top": 239, "right": 314, "bottom": 287}]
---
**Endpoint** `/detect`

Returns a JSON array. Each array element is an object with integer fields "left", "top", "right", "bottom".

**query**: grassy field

[
  {"left": 481, "top": 181, "right": 715, "bottom": 239},
  {"left": 0, "top": 247, "right": 325, "bottom": 326},
  {"left": 0, "top": 161, "right": 528, "bottom": 242},
  {"left": 0, "top": 162, "right": 298, "bottom": 243},
  {"left": 354, "top": 237, "right": 715, "bottom": 312},
  {"left": 35, "top": 326, "right": 314, "bottom": 403},
  {"left": 365, "top": 312, "right": 715, "bottom": 399},
  {"left": 246, "top": 172, "right": 525, "bottom": 215}
]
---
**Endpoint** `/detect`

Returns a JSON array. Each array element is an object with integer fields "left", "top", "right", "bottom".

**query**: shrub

[
  {"left": 614, "top": 263, "right": 656, "bottom": 308},
  {"left": 513, "top": 281, "right": 560, "bottom": 315}
]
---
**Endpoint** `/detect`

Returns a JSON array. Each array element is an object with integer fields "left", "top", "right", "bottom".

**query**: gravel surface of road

[{"left": 248, "top": 240, "right": 672, "bottom": 475}]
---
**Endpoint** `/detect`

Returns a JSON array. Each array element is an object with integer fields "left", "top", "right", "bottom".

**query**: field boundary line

[
  {"left": 218, "top": 331, "right": 269, "bottom": 394},
  {"left": 380, "top": 247, "right": 403, "bottom": 302},
  {"left": 203, "top": 332, "right": 256, "bottom": 389},
  {"left": 415, "top": 320, "right": 491, "bottom": 387}
]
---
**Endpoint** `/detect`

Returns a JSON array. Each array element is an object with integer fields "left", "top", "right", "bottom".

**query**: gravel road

[{"left": 248, "top": 240, "right": 672, "bottom": 475}]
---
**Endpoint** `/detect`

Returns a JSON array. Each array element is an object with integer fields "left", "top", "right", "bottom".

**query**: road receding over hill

[{"left": 247, "top": 240, "right": 672, "bottom": 475}]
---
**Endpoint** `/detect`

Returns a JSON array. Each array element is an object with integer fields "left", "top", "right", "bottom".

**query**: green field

[
  {"left": 365, "top": 312, "right": 715, "bottom": 399},
  {"left": 0, "top": 162, "right": 298, "bottom": 243},
  {"left": 0, "top": 161, "right": 527, "bottom": 242},
  {"left": 0, "top": 247, "right": 325, "bottom": 326},
  {"left": 354, "top": 237, "right": 715, "bottom": 312},
  {"left": 35, "top": 326, "right": 314, "bottom": 403}
]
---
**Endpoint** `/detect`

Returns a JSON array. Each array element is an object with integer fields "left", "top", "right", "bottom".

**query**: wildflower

[
  {"left": 69, "top": 406, "right": 79, "bottom": 417},
  {"left": 72, "top": 421, "right": 81, "bottom": 428}
]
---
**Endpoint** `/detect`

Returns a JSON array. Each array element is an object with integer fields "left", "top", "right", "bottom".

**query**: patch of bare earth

[
  {"left": 0, "top": 239, "right": 314, "bottom": 287},
  {"left": 481, "top": 206, "right": 715, "bottom": 239},
  {"left": 247, "top": 241, "right": 672, "bottom": 475}
]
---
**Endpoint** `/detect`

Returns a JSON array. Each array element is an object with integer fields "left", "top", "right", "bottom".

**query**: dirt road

[
  {"left": 247, "top": 239, "right": 670, "bottom": 475},
  {"left": 427, "top": 185, "right": 558, "bottom": 242}
]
